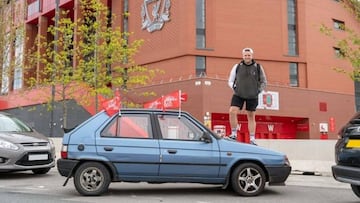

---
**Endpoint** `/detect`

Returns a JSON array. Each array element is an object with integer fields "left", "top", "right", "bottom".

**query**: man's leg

[
  {"left": 247, "top": 110, "right": 256, "bottom": 144},
  {"left": 229, "top": 106, "right": 239, "bottom": 138}
]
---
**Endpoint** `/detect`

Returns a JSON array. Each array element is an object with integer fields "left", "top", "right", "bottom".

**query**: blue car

[{"left": 57, "top": 109, "right": 291, "bottom": 196}]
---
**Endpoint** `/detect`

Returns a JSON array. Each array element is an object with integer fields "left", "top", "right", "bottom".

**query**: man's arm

[
  {"left": 259, "top": 65, "right": 267, "bottom": 92},
  {"left": 228, "top": 64, "right": 238, "bottom": 89}
]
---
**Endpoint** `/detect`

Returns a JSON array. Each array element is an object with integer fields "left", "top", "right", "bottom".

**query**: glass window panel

[
  {"left": 101, "top": 114, "right": 152, "bottom": 139},
  {"left": 157, "top": 115, "right": 203, "bottom": 141},
  {"left": 196, "top": 56, "right": 206, "bottom": 77},
  {"left": 289, "top": 62, "right": 298, "bottom": 87}
]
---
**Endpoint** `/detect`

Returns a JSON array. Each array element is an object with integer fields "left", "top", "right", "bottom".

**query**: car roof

[{"left": 117, "top": 108, "right": 190, "bottom": 114}]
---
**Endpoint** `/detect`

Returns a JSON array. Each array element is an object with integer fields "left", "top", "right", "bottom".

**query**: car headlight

[
  {"left": 48, "top": 138, "right": 55, "bottom": 149},
  {"left": 0, "top": 140, "right": 19, "bottom": 150}
]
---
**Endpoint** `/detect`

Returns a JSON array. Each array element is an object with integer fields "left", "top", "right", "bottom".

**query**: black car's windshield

[{"left": 0, "top": 115, "right": 33, "bottom": 132}]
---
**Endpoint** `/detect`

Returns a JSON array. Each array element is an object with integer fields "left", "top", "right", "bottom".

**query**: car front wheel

[
  {"left": 74, "top": 162, "right": 111, "bottom": 196},
  {"left": 351, "top": 184, "right": 360, "bottom": 198},
  {"left": 231, "top": 163, "right": 266, "bottom": 196}
]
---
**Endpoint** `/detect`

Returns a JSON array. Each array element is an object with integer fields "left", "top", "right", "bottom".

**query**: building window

[
  {"left": 122, "top": 0, "right": 129, "bottom": 64},
  {"left": 14, "top": 28, "right": 24, "bottom": 90},
  {"left": 1, "top": 33, "right": 11, "bottom": 94},
  {"left": 27, "top": 0, "right": 40, "bottom": 17},
  {"left": 196, "top": 0, "right": 206, "bottom": 48},
  {"left": 196, "top": 56, "right": 206, "bottom": 77},
  {"left": 289, "top": 62, "right": 298, "bottom": 87},
  {"left": 123, "top": 0, "right": 129, "bottom": 33},
  {"left": 287, "top": 0, "right": 298, "bottom": 56},
  {"left": 333, "top": 19, "right": 345, "bottom": 30}
]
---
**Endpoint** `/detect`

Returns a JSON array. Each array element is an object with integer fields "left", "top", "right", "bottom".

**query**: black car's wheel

[
  {"left": 351, "top": 184, "right": 360, "bottom": 198},
  {"left": 231, "top": 163, "right": 266, "bottom": 196},
  {"left": 32, "top": 167, "right": 51, "bottom": 174},
  {"left": 74, "top": 162, "right": 111, "bottom": 196}
]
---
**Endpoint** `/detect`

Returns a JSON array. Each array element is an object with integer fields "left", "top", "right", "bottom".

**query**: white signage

[
  {"left": 257, "top": 91, "right": 279, "bottom": 110},
  {"left": 141, "top": 0, "right": 171, "bottom": 32},
  {"left": 319, "top": 123, "right": 328, "bottom": 133}
]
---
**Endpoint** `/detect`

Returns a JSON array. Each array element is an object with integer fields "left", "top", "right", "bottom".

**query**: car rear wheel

[
  {"left": 231, "top": 163, "right": 266, "bottom": 196},
  {"left": 351, "top": 184, "right": 360, "bottom": 198},
  {"left": 32, "top": 167, "right": 51, "bottom": 174},
  {"left": 74, "top": 162, "right": 111, "bottom": 196}
]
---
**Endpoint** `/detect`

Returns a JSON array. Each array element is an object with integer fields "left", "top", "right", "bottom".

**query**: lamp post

[{"left": 50, "top": 0, "right": 60, "bottom": 137}]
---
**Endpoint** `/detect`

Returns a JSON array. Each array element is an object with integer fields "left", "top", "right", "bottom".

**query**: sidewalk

[{"left": 286, "top": 173, "right": 349, "bottom": 189}]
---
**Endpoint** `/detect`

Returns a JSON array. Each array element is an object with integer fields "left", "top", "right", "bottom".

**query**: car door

[
  {"left": 156, "top": 113, "right": 221, "bottom": 178},
  {"left": 96, "top": 113, "right": 160, "bottom": 178}
]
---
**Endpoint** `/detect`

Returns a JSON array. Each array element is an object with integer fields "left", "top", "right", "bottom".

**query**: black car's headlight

[{"left": 0, "top": 140, "right": 19, "bottom": 150}]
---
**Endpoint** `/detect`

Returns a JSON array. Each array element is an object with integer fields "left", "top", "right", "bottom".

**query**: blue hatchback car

[{"left": 57, "top": 109, "right": 291, "bottom": 196}]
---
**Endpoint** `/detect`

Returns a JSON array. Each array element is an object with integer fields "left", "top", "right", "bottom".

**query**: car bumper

[
  {"left": 0, "top": 162, "right": 55, "bottom": 172},
  {"left": 266, "top": 165, "right": 292, "bottom": 185},
  {"left": 332, "top": 164, "right": 360, "bottom": 185},
  {"left": 0, "top": 150, "right": 55, "bottom": 172},
  {"left": 57, "top": 159, "right": 80, "bottom": 177}
]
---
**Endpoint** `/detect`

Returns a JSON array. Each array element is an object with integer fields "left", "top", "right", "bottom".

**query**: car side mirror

[{"left": 200, "top": 132, "right": 212, "bottom": 143}]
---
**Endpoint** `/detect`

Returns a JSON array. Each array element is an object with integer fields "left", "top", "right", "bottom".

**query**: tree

[
  {"left": 320, "top": 0, "right": 360, "bottom": 80},
  {"left": 26, "top": 0, "right": 158, "bottom": 129},
  {"left": 0, "top": 0, "right": 25, "bottom": 95}
]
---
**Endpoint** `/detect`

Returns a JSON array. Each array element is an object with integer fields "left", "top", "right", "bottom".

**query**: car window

[
  {"left": 157, "top": 115, "right": 203, "bottom": 141},
  {"left": 101, "top": 114, "right": 152, "bottom": 139},
  {"left": 0, "top": 114, "right": 33, "bottom": 132}
]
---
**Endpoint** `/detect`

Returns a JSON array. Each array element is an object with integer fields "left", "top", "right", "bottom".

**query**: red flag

[
  {"left": 144, "top": 97, "right": 163, "bottom": 109},
  {"left": 180, "top": 92, "right": 188, "bottom": 102},
  {"left": 144, "top": 90, "right": 188, "bottom": 110},
  {"left": 100, "top": 90, "right": 121, "bottom": 116},
  {"left": 162, "top": 90, "right": 180, "bottom": 109}
]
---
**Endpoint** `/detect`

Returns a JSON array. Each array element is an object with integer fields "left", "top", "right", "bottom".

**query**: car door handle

[
  {"left": 167, "top": 149, "right": 177, "bottom": 154},
  {"left": 104, "top": 146, "right": 113, "bottom": 151}
]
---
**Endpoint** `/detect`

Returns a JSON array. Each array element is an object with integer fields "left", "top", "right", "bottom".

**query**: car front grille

[
  {"left": 21, "top": 142, "right": 49, "bottom": 147},
  {"left": 15, "top": 152, "right": 53, "bottom": 166}
]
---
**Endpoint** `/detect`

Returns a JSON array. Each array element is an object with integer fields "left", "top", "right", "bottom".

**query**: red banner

[
  {"left": 144, "top": 90, "right": 188, "bottom": 110},
  {"left": 163, "top": 91, "right": 180, "bottom": 109},
  {"left": 143, "top": 97, "right": 163, "bottom": 109},
  {"left": 99, "top": 90, "right": 121, "bottom": 116}
]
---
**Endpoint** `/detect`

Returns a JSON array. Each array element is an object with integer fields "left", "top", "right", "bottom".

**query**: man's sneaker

[
  {"left": 229, "top": 134, "right": 237, "bottom": 140},
  {"left": 250, "top": 140, "right": 257, "bottom": 145}
]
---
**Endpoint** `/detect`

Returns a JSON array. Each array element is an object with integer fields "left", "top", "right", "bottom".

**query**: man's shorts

[{"left": 230, "top": 95, "right": 258, "bottom": 111}]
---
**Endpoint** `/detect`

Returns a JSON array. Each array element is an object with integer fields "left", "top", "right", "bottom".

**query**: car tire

[
  {"left": 32, "top": 167, "right": 51, "bottom": 174},
  {"left": 351, "top": 184, "right": 360, "bottom": 198},
  {"left": 231, "top": 162, "right": 266, "bottom": 196},
  {"left": 74, "top": 162, "right": 111, "bottom": 196}
]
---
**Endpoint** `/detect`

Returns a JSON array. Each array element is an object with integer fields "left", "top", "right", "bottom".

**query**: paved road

[{"left": 0, "top": 169, "right": 358, "bottom": 203}]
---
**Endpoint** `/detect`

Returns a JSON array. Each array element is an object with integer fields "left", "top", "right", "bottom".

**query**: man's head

[{"left": 242, "top": 48, "right": 254, "bottom": 64}]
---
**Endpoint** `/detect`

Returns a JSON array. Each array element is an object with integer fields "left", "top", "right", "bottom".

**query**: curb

[{"left": 291, "top": 170, "right": 331, "bottom": 177}]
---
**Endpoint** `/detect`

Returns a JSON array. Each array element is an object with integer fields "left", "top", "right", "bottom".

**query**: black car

[{"left": 332, "top": 112, "right": 360, "bottom": 198}]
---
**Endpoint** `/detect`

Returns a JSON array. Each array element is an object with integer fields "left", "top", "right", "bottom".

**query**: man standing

[{"left": 228, "top": 48, "right": 267, "bottom": 145}]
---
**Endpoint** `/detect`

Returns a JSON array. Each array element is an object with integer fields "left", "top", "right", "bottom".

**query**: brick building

[{"left": 0, "top": 0, "right": 359, "bottom": 139}]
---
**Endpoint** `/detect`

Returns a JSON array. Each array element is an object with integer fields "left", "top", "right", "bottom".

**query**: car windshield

[{"left": 0, "top": 115, "right": 33, "bottom": 132}]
